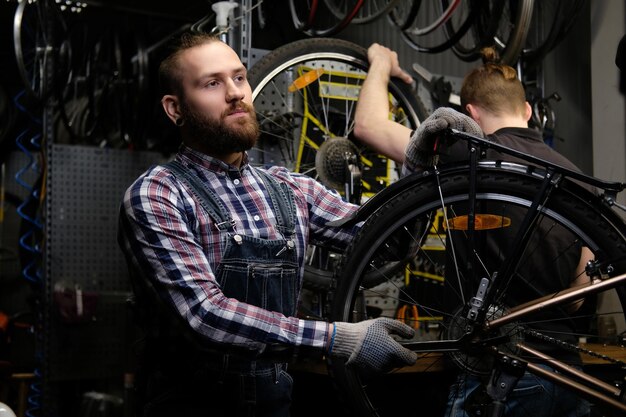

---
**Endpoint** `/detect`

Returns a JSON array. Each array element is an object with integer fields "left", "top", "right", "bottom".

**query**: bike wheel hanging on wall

[
  {"left": 324, "top": 0, "right": 401, "bottom": 25},
  {"left": 248, "top": 37, "right": 428, "bottom": 199},
  {"left": 289, "top": 0, "right": 364, "bottom": 36}
]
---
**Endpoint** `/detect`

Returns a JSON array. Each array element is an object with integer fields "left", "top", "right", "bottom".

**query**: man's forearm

[{"left": 354, "top": 59, "right": 411, "bottom": 163}]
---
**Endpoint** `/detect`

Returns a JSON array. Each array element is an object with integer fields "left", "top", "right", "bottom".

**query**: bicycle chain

[{"left": 526, "top": 329, "right": 626, "bottom": 367}]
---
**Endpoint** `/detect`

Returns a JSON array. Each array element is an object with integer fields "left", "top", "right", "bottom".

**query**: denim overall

[{"left": 142, "top": 160, "right": 299, "bottom": 417}]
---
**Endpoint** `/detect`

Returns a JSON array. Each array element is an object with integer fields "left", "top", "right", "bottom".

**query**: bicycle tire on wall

[
  {"left": 495, "top": 0, "right": 534, "bottom": 65},
  {"left": 248, "top": 38, "right": 428, "bottom": 124},
  {"left": 324, "top": 0, "right": 401, "bottom": 25},
  {"left": 445, "top": 0, "right": 504, "bottom": 62},
  {"left": 248, "top": 37, "right": 428, "bottom": 192},
  {"left": 329, "top": 163, "right": 626, "bottom": 417}
]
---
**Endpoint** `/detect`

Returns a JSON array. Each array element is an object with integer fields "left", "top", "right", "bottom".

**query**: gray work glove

[
  {"left": 330, "top": 318, "right": 417, "bottom": 374},
  {"left": 404, "top": 107, "right": 484, "bottom": 174}
]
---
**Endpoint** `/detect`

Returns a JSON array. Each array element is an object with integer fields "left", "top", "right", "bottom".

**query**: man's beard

[{"left": 180, "top": 100, "right": 259, "bottom": 155}]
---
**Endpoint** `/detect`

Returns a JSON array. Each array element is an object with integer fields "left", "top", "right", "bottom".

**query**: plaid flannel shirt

[{"left": 119, "top": 146, "right": 359, "bottom": 351}]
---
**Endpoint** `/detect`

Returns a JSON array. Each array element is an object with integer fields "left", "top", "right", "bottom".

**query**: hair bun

[{"left": 480, "top": 47, "right": 500, "bottom": 64}]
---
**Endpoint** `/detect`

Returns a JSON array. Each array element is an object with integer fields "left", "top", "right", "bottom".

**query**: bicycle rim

[
  {"left": 248, "top": 37, "right": 428, "bottom": 199},
  {"left": 330, "top": 163, "right": 626, "bottom": 417}
]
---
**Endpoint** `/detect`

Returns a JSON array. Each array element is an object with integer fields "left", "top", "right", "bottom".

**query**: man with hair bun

[{"left": 354, "top": 43, "right": 593, "bottom": 417}]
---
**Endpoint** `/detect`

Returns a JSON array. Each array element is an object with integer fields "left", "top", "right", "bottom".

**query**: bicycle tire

[
  {"left": 387, "top": 0, "right": 421, "bottom": 31},
  {"left": 404, "top": 0, "right": 461, "bottom": 37},
  {"left": 330, "top": 162, "right": 626, "bottom": 417},
  {"left": 399, "top": 0, "right": 478, "bottom": 54},
  {"left": 493, "top": 0, "right": 534, "bottom": 65},
  {"left": 445, "top": 0, "right": 504, "bottom": 62},
  {"left": 56, "top": 23, "right": 146, "bottom": 148},
  {"left": 248, "top": 37, "right": 428, "bottom": 197},
  {"left": 288, "top": 0, "right": 319, "bottom": 32},
  {"left": 324, "top": 0, "right": 401, "bottom": 25},
  {"left": 288, "top": 0, "right": 364, "bottom": 37}
]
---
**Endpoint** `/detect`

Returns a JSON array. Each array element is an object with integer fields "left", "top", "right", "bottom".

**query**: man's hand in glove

[
  {"left": 328, "top": 317, "right": 417, "bottom": 375},
  {"left": 403, "top": 107, "right": 484, "bottom": 174}
]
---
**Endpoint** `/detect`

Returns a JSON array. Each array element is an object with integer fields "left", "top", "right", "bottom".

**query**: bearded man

[{"left": 117, "top": 33, "right": 417, "bottom": 417}]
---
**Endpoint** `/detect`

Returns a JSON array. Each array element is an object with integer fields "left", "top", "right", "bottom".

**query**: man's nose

[{"left": 225, "top": 79, "right": 245, "bottom": 102}]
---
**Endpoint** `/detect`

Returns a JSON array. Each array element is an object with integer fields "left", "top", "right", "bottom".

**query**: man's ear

[
  {"left": 465, "top": 103, "right": 480, "bottom": 121},
  {"left": 523, "top": 101, "right": 532, "bottom": 122},
  {"left": 161, "top": 95, "right": 180, "bottom": 125}
]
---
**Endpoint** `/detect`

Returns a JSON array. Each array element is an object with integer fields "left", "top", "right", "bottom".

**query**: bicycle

[{"left": 327, "top": 129, "right": 626, "bottom": 416}]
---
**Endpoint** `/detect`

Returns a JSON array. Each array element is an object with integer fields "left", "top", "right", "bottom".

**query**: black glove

[
  {"left": 329, "top": 317, "right": 417, "bottom": 374},
  {"left": 404, "top": 107, "right": 483, "bottom": 173}
]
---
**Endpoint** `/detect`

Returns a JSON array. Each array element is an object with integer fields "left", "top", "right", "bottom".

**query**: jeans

[
  {"left": 140, "top": 361, "right": 293, "bottom": 417},
  {"left": 445, "top": 366, "right": 590, "bottom": 417}
]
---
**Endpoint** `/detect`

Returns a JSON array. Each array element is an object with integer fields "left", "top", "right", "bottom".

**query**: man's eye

[
  {"left": 205, "top": 80, "right": 219, "bottom": 88},
  {"left": 235, "top": 74, "right": 246, "bottom": 83}
]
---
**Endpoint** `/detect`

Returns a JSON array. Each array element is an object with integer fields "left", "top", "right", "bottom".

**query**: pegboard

[{"left": 46, "top": 144, "right": 163, "bottom": 380}]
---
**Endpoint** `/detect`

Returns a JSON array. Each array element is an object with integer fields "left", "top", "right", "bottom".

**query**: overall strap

[
  {"left": 163, "top": 160, "right": 236, "bottom": 232},
  {"left": 253, "top": 167, "right": 297, "bottom": 237}
]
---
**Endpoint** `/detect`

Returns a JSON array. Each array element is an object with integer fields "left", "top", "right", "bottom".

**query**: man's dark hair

[{"left": 158, "top": 32, "right": 221, "bottom": 97}]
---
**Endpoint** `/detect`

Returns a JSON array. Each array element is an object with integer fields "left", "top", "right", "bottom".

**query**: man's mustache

[{"left": 223, "top": 102, "right": 254, "bottom": 118}]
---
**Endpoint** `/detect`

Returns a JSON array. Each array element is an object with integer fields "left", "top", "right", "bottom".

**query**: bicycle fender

[{"left": 327, "top": 168, "right": 444, "bottom": 227}]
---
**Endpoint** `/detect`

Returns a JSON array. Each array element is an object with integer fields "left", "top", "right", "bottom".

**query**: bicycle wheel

[
  {"left": 324, "top": 0, "right": 401, "bottom": 25},
  {"left": 13, "top": 0, "right": 70, "bottom": 103},
  {"left": 13, "top": 0, "right": 52, "bottom": 102},
  {"left": 288, "top": 0, "right": 363, "bottom": 37},
  {"left": 288, "top": 0, "right": 319, "bottom": 32},
  {"left": 248, "top": 37, "right": 428, "bottom": 199},
  {"left": 330, "top": 162, "right": 626, "bottom": 417},
  {"left": 387, "top": 0, "right": 420, "bottom": 31},
  {"left": 404, "top": 0, "right": 461, "bottom": 37},
  {"left": 445, "top": 0, "right": 504, "bottom": 63},
  {"left": 493, "top": 0, "right": 534, "bottom": 65},
  {"left": 55, "top": 20, "right": 148, "bottom": 148},
  {"left": 399, "top": 0, "right": 478, "bottom": 54}
]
